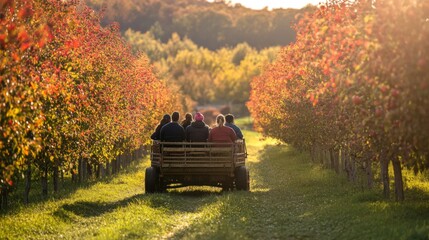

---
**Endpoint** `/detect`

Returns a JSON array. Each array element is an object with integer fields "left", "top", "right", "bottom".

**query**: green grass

[{"left": 1, "top": 127, "right": 429, "bottom": 239}]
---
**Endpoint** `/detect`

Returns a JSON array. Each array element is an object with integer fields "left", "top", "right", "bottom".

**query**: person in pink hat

[{"left": 185, "top": 112, "right": 210, "bottom": 142}]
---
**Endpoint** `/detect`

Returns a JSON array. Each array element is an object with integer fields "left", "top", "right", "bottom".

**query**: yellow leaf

[{"left": 364, "top": 15, "right": 373, "bottom": 23}]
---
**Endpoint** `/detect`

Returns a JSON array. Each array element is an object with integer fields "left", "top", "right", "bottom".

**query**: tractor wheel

[
  {"left": 145, "top": 167, "right": 159, "bottom": 193},
  {"left": 235, "top": 166, "right": 250, "bottom": 191}
]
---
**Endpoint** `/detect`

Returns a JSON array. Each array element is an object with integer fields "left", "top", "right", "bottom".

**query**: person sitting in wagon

[
  {"left": 150, "top": 114, "right": 171, "bottom": 140},
  {"left": 160, "top": 111, "right": 185, "bottom": 142},
  {"left": 225, "top": 114, "right": 243, "bottom": 140},
  {"left": 181, "top": 112, "right": 193, "bottom": 130},
  {"left": 186, "top": 112, "right": 210, "bottom": 142},
  {"left": 208, "top": 114, "right": 237, "bottom": 143}
]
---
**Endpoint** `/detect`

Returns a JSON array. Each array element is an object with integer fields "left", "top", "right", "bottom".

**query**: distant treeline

[
  {"left": 86, "top": 0, "right": 315, "bottom": 50},
  {"left": 125, "top": 30, "right": 279, "bottom": 110}
]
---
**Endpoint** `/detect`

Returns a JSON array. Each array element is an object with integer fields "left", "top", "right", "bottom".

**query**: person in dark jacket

[
  {"left": 160, "top": 111, "right": 185, "bottom": 142},
  {"left": 225, "top": 114, "right": 243, "bottom": 139},
  {"left": 150, "top": 114, "right": 171, "bottom": 140},
  {"left": 186, "top": 112, "right": 209, "bottom": 142},
  {"left": 181, "top": 113, "right": 193, "bottom": 130}
]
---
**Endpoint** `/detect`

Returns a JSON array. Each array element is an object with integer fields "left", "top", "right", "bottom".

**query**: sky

[{"left": 210, "top": 0, "right": 324, "bottom": 10}]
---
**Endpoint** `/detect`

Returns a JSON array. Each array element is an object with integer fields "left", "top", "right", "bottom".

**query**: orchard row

[
  {"left": 0, "top": 0, "right": 179, "bottom": 206},
  {"left": 248, "top": 0, "right": 429, "bottom": 201}
]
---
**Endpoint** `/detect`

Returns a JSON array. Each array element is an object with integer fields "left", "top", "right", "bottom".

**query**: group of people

[{"left": 150, "top": 111, "right": 243, "bottom": 143}]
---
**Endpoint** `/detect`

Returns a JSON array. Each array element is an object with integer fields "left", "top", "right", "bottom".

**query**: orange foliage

[
  {"left": 0, "top": 0, "right": 177, "bottom": 190},
  {"left": 248, "top": 0, "right": 429, "bottom": 178}
]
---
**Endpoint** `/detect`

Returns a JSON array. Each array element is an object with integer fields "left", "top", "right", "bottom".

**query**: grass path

[{"left": 1, "top": 127, "right": 429, "bottom": 239}]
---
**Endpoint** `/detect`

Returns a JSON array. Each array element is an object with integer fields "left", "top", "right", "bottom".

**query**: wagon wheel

[
  {"left": 235, "top": 166, "right": 250, "bottom": 191},
  {"left": 145, "top": 167, "right": 160, "bottom": 193}
]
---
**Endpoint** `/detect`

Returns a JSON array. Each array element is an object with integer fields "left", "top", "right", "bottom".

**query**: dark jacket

[
  {"left": 225, "top": 123, "right": 243, "bottom": 139},
  {"left": 150, "top": 124, "right": 163, "bottom": 140},
  {"left": 186, "top": 121, "right": 210, "bottom": 142},
  {"left": 160, "top": 122, "right": 185, "bottom": 142}
]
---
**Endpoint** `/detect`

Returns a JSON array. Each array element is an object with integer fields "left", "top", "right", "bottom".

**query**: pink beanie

[{"left": 195, "top": 112, "right": 204, "bottom": 121}]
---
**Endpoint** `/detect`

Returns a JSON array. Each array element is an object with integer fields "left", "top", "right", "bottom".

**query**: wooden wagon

[{"left": 145, "top": 140, "right": 249, "bottom": 193}]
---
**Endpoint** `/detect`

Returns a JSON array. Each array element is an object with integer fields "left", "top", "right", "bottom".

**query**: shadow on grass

[
  {"left": 55, "top": 193, "right": 146, "bottom": 218},
  {"left": 1, "top": 159, "right": 145, "bottom": 215},
  {"left": 54, "top": 188, "right": 227, "bottom": 220},
  {"left": 405, "top": 187, "right": 429, "bottom": 201}
]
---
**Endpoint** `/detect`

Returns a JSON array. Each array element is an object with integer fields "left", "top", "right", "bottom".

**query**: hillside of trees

[
  {"left": 125, "top": 30, "right": 279, "bottom": 112},
  {"left": 86, "top": 0, "right": 314, "bottom": 50}
]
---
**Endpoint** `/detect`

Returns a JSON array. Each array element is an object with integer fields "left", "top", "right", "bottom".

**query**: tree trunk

[
  {"left": 392, "top": 157, "right": 404, "bottom": 201},
  {"left": 380, "top": 153, "right": 390, "bottom": 198},
  {"left": 61, "top": 167, "right": 64, "bottom": 188},
  {"left": 111, "top": 159, "right": 116, "bottom": 175},
  {"left": 325, "top": 150, "right": 330, "bottom": 168},
  {"left": 71, "top": 170, "right": 76, "bottom": 183},
  {"left": 344, "top": 150, "right": 351, "bottom": 180},
  {"left": 329, "top": 149, "right": 334, "bottom": 170},
  {"left": 98, "top": 163, "right": 105, "bottom": 178},
  {"left": 86, "top": 161, "right": 92, "bottom": 179},
  {"left": 350, "top": 154, "right": 357, "bottom": 182},
  {"left": 106, "top": 160, "right": 110, "bottom": 176},
  {"left": 78, "top": 158, "right": 82, "bottom": 184},
  {"left": 365, "top": 157, "right": 373, "bottom": 189},
  {"left": 1, "top": 187, "right": 8, "bottom": 210},
  {"left": 117, "top": 155, "right": 121, "bottom": 172},
  {"left": 24, "top": 164, "right": 31, "bottom": 204},
  {"left": 41, "top": 164, "right": 48, "bottom": 197},
  {"left": 122, "top": 154, "right": 126, "bottom": 169},
  {"left": 310, "top": 145, "right": 315, "bottom": 163},
  {"left": 330, "top": 149, "right": 340, "bottom": 173},
  {"left": 53, "top": 165, "right": 59, "bottom": 193},
  {"left": 82, "top": 159, "right": 87, "bottom": 181}
]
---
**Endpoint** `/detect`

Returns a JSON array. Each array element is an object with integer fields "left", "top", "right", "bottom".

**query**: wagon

[{"left": 145, "top": 140, "right": 249, "bottom": 193}]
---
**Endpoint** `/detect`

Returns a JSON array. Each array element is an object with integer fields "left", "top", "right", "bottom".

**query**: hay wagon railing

[{"left": 145, "top": 140, "right": 249, "bottom": 192}]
